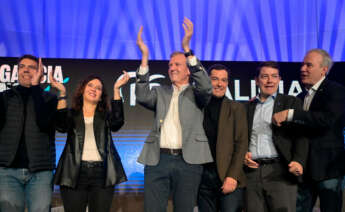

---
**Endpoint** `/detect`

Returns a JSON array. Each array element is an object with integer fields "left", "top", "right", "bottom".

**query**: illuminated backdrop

[{"left": 0, "top": 0, "right": 345, "bottom": 61}]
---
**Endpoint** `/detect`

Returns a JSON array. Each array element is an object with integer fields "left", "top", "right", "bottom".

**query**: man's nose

[{"left": 301, "top": 64, "right": 307, "bottom": 72}]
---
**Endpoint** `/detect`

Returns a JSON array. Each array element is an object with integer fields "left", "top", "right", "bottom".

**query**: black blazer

[
  {"left": 246, "top": 94, "right": 309, "bottom": 183},
  {"left": 293, "top": 79, "right": 345, "bottom": 181},
  {"left": 53, "top": 100, "right": 127, "bottom": 188}
]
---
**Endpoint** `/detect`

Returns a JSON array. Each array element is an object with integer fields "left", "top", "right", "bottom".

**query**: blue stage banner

[{"left": 0, "top": 0, "right": 345, "bottom": 61}]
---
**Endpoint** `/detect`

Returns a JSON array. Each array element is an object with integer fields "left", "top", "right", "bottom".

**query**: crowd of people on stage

[{"left": 0, "top": 18, "right": 344, "bottom": 212}]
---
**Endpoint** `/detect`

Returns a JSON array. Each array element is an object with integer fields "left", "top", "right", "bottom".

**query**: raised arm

[
  {"left": 135, "top": 26, "right": 157, "bottom": 110},
  {"left": 182, "top": 17, "right": 212, "bottom": 107},
  {"left": 114, "top": 71, "right": 129, "bottom": 100},
  {"left": 109, "top": 72, "right": 129, "bottom": 131},
  {"left": 49, "top": 71, "right": 66, "bottom": 110},
  {"left": 137, "top": 26, "right": 149, "bottom": 68},
  {"left": 31, "top": 58, "right": 58, "bottom": 132}
]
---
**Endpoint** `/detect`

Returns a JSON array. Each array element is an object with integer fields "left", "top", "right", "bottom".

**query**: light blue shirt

[{"left": 249, "top": 93, "right": 279, "bottom": 159}]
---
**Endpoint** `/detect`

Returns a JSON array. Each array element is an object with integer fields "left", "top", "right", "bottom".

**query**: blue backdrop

[{"left": 1, "top": 0, "right": 345, "bottom": 61}]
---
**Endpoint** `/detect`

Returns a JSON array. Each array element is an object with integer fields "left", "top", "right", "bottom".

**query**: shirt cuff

[
  {"left": 287, "top": 109, "right": 294, "bottom": 122},
  {"left": 138, "top": 66, "right": 149, "bottom": 75},
  {"left": 187, "top": 56, "right": 197, "bottom": 66}
]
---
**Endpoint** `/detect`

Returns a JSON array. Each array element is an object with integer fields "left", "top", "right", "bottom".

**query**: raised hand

[
  {"left": 182, "top": 17, "right": 194, "bottom": 52},
  {"left": 114, "top": 71, "right": 130, "bottom": 100},
  {"left": 136, "top": 26, "right": 149, "bottom": 67},
  {"left": 31, "top": 58, "right": 44, "bottom": 86},
  {"left": 49, "top": 71, "right": 66, "bottom": 96},
  {"left": 114, "top": 71, "right": 130, "bottom": 90}
]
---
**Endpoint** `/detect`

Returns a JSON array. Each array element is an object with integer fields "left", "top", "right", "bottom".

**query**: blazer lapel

[
  {"left": 309, "top": 79, "right": 327, "bottom": 111},
  {"left": 74, "top": 111, "right": 85, "bottom": 152},
  {"left": 93, "top": 111, "right": 106, "bottom": 157},
  {"left": 247, "top": 100, "right": 257, "bottom": 139},
  {"left": 163, "top": 86, "right": 173, "bottom": 116},
  {"left": 273, "top": 94, "right": 284, "bottom": 113},
  {"left": 217, "top": 98, "right": 231, "bottom": 142}
]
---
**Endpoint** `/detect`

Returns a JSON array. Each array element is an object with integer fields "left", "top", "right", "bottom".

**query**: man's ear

[{"left": 322, "top": 66, "right": 329, "bottom": 76}]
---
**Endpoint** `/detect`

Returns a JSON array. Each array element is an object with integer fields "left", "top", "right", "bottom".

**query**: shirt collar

[
  {"left": 172, "top": 84, "right": 189, "bottom": 92},
  {"left": 307, "top": 76, "right": 325, "bottom": 93},
  {"left": 255, "top": 92, "right": 277, "bottom": 103}
]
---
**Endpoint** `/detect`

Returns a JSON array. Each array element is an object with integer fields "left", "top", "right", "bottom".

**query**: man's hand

[
  {"left": 49, "top": 72, "right": 66, "bottom": 96},
  {"left": 182, "top": 17, "right": 193, "bottom": 52},
  {"left": 288, "top": 161, "right": 303, "bottom": 176},
  {"left": 136, "top": 26, "right": 149, "bottom": 67},
  {"left": 244, "top": 152, "right": 259, "bottom": 168},
  {"left": 31, "top": 58, "right": 44, "bottom": 86},
  {"left": 272, "top": 110, "right": 289, "bottom": 127},
  {"left": 221, "top": 177, "right": 238, "bottom": 194}
]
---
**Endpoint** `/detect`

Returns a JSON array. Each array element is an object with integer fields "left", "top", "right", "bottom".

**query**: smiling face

[
  {"left": 301, "top": 51, "right": 328, "bottom": 89},
  {"left": 256, "top": 66, "right": 280, "bottom": 101},
  {"left": 168, "top": 54, "right": 190, "bottom": 87},
  {"left": 210, "top": 69, "right": 228, "bottom": 98},
  {"left": 18, "top": 58, "right": 38, "bottom": 87},
  {"left": 82, "top": 78, "right": 103, "bottom": 104}
]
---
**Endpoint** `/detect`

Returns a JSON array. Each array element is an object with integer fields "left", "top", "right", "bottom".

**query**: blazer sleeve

[
  {"left": 293, "top": 83, "right": 345, "bottom": 129},
  {"left": 55, "top": 108, "right": 73, "bottom": 133},
  {"left": 289, "top": 97, "right": 309, "bottom": 167},
  {"left": 189, "top": 58, "right": 212, "bottom": 108},
  {"left": 135, "top": 67, "right": 158, "bottom": 111},
  {"left": 226, "top": 103, "right": 248, "bottom": 181},
  {"left": 109, "top": 99, "right": 124, "bottom": 132}
]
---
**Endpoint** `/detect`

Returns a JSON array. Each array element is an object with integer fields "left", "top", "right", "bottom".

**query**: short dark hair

[
  {"left": 255, "top": 61, "right": 280, "bottom": 77},
  {"left": 207, "top": 64, "right": 230, "bottom": 77},
  {"left": 17, "top": 54, "right": 39, "bottom": 65}
]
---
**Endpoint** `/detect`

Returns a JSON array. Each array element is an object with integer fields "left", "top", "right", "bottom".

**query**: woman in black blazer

[{"left": 51, "top": 73, "right": 129, "bottom": 212}]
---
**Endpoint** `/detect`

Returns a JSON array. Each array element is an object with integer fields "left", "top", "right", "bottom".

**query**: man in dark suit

[
  {"left": 198, "top": 64, "right": 248, "bottom": 212},
  {"left": 244, "top": 61, "right": 308, "bottom": 212},
  {"left": 273, "top": 48, "right": 345, "bottom": 212}
]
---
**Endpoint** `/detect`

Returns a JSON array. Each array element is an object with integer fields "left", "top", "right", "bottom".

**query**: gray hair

[{"left": 307, "top": 48, "right": 333, "bottom": 73}]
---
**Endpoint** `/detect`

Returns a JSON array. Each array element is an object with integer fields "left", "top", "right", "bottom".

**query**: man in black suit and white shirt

[{"left": 273, "top": 48, "right": 345, "bottom": 212}]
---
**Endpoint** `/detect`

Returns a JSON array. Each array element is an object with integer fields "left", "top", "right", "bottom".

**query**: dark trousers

[
  {"left": 60, "top": 163, "right": 114, "bottom": 212},
  {"left": 296, "top": 177, "right": 343, "bottom": 212},
  {"left": 198, "top": 163, "right": 244, "bottom": 212},
  {"left": 245, "top": 162, "right": 297, "bottom": 212},
  {"left": 144, "top": 152, "right": 203, "bottom": 212}
]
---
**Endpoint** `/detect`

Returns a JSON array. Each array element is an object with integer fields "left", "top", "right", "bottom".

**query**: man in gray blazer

[{"left": 135, "top": 18, "right": 213, "bottom": 212}]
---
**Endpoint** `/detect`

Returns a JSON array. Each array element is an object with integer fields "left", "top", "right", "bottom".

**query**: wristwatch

[
  {"left": 57, "top": 96, "right": 67, "bottom": 100},
  {"left": 184, "top": 49, "right": 194, "bottom": 57}
]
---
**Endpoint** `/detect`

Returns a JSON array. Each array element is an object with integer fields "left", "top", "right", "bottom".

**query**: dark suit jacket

[
  {"left": 292, "top": 79, "right": 345, "bottom": 181},
  {"left": 215, "top": 97, "right": 248, "bottom": 188},
  {"left": 246, "top": 94, "right": 309, "bottom": 183}
]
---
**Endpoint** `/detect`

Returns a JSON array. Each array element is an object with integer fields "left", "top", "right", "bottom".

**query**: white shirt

[
  {"left": 287, "top": 77, "right": 325, "bottom": 120},
  {"left": 81, "top": 116, "right": 102, "bottom": 161},
  {"left": 159, "top": 84, "right": 188, "bottom": 149}
]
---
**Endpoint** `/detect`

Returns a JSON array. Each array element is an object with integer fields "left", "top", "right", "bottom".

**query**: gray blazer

[{"left": 135, "top": 61, "right": 213, "bottom": 166}]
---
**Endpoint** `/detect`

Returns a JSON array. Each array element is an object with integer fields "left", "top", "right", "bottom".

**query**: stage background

[{"left": 1, "top": 57, "right": 345, "bottom": 194}]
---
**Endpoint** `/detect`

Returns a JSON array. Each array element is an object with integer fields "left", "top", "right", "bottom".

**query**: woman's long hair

[{"left": 72, "top": 75, "right": 110, "bottom": 113}]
